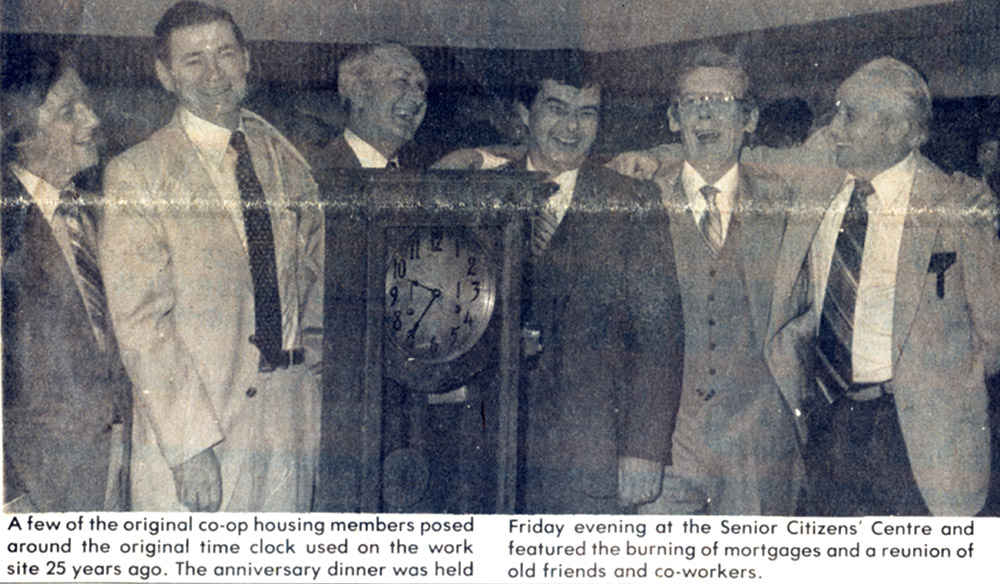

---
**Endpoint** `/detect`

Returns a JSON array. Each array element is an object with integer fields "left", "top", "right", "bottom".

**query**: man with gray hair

[
  {"left": 769, "top": 57, "right": 1000, "bottom": 515},
  {"left": 313, "top": 42, "right": 427, "bottom": 171}
]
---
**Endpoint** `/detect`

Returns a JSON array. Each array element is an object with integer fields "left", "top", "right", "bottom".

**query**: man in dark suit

[
  {"left": 769, "top": 57, "right": 1000, "bottom": 516},
  {"left": 311, "top": 42, "right": 427, "bottom": 172},
  {"left": 624, "top": 47, "right": 804, "bottom": 515},
  {"left": 2, "top": 50, "right": 132, "bottom": 512},
  {"left": 436, "top": 62, "right": 685, "bottom": 513},
  {"left": 312, "top": 43, "right": 429, "bottom": 512}
]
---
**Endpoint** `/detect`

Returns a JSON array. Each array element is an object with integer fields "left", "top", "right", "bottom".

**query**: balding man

[
  {"left": 313, "top": 42, "right": 427, "bottom": 172},
  {"left": 769, "top": 57, "right": 1000, "bottom": 516}
]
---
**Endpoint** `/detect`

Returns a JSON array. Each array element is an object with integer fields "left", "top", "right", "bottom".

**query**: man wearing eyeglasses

[{"left": 618, "top": 47, "right": 803, "bottom": 515}]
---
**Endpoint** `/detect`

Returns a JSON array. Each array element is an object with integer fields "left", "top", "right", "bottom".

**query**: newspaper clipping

[{"left": 2, "top": 1, "right": 999, "bottom": 582}]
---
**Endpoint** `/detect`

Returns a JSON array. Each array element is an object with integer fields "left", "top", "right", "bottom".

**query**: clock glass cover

[{"left": 386, "top": 227, "right": 496, "bottom": 363}]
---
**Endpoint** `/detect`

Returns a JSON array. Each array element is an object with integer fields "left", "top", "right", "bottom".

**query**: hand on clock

[{"left": 406, "top": 285, "right": 442, "bottom": 338}]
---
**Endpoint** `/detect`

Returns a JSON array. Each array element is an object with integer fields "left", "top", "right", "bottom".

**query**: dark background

[{"left": 2, "top": 0, "right": 999, "bottom": 175}]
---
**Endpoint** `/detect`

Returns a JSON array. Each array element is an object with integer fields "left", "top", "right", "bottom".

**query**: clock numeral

[
  {"left": 389, "top": 286, "right": 399, "bottom": 306},
  {"left": 467, "top": 256, "right": 477, "bottom": 276},
  {"left": 470, "top": 280, "right": 481, "bottom": 301},
  {"left": 393, "top": 258, "right": 407, "bottom": 279},
  {"left": 455, "top": 237, "right": 461, "bottom": 258},
  {"left": 456, "top": 281, "right": 461, "bottom": 300},
  {"left": 429, "top": 336, "right": 439, "bottom": 355},
  {"left": 392, "top": 310, "right": 402, "bottom": 331},
  {"left": 454, "top": 304, "right": 461, "bottom": 314},
  {"left": 409, "top": 235, "right": 420, "bottom": 260},
  {"left": 430, "top": 230, "right": 443, "bottom": 252},
  {"left": 450, "top": 326, "right": 461, "bottom": 345},
  {"left": 463, "top": 311, "right": 474, "bottom": 328}
]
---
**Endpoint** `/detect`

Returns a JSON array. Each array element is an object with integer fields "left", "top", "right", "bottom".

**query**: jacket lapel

[
  {"left": 890, "top": 155, "right": 945, "bottom": 366},
  {"left": 737, "top": 169, "right": 788, "bottom": 340}
]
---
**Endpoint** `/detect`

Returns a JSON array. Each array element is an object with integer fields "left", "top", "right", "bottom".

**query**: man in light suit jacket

[
  {"left": 2, "top": 50, "right": 131, "bottom": 512},
  {"left": 435, "top": 62, "right": 685, "bottom": 514},
  {"left": 99, "top": 1, "right": 323, "bottom": 512},
  {"left": 768, "top": 57, "right": 1000, "bottom": 516},
  {"left": 618, "top": 47, "right": 804, "bottom": 515}
]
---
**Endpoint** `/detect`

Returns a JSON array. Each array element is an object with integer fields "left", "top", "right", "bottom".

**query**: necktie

[
  {"left": 386, "top": 159, "right": 400, "bottom": 170},
  {"left": 57, "top": 189, "right": 109, "bottom": 351},
  {"left": 530, "top": 193, "right": 560, "bottom": 259},
  {"left": 230, "top": 130, "right": 283, "bottom": 366},
  {"left": 699, "top": 184, "right": 724, "bottom": 255},
  {"left": 816, "top": 178, "right": 876, "bottom": 394}
]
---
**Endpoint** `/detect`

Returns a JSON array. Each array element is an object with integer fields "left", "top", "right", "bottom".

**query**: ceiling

[{"left": 1, "top": 0, "right": 959, "bottom": 51}]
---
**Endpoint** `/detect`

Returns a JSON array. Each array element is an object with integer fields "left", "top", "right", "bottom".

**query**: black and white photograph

[{"left": 2, "top": 0, "right": 999, "bottom": 581}]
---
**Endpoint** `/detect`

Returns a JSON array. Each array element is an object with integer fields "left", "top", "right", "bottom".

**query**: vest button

[
  {"left": 709, "top": 269, "right": 717, "bottom": 278},
  {"left": 708, "top": 319, "right": 715, "bottom": 326},
  {"left": 707, "top": 293, "right": 715, "bottom": 302},
  {"left": 246, "top": 387, "right": 258, "bottom": 398},
  {"left": 709, "top": 342, "right": 716, "bottom": 350}
]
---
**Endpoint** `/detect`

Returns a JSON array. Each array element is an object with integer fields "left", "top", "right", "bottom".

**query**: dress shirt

[
  {"left": 811, "top": 152, "right": 915, "bottom": 383},
  {"left": 526, "top": 157, "right": 579, "bottom": 226},
  {"left": 344, "top": 128, "right": 399, "bottom": 169},
  {"left": 10, "top": 164, "right": 89, "bottom": 301},
  {"left": 681, "top": 161, "right": 739, "bottom": 243},
  {"left": 180, "top": 108, "right": 247, "bottom": 249}
]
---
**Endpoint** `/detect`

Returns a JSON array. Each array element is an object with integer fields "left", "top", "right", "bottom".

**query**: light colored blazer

[
  {"left": 767, "top": 152, "right": 1000, "bottom": 515},
  {"left": 100, "top": 108, "right": 324, "bottom": 511}
]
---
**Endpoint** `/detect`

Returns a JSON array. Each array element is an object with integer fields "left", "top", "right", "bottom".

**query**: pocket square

[{"left": 927, "top": 252, "right": 956, "bottom": 299}]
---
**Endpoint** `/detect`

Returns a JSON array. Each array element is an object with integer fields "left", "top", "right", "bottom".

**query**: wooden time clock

[{"left": 319, "top": 168, "right": 546, "bottom": 513}]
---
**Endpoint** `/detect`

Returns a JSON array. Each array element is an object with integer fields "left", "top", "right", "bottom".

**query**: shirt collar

[
  {"left": 10, "top": 163, "right": 64, "bottom": 222},
  {"left": 846, "top": 151, "right": 916, "bottom": 212},
  {"left": 681, "top": 161, "right": 739, "bottom": 213},
  {"left": 180, "top": 107, "right": 240, "bottom": 170},
  {"left": 344, "top": 128, "right": 396, "bottom": 169}
]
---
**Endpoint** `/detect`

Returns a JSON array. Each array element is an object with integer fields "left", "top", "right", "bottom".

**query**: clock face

[{"left": 386, "top": 227, "right": 496, "bottom": 363}]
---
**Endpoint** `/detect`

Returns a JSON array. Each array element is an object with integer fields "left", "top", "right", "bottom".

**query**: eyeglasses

[{"left": 675, "top": 93, "right": 742, "bottom": 114}]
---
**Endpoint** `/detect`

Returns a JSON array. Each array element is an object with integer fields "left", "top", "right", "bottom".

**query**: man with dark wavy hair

[{"left": 3, "top": 49, "right": 132, "bottom": 512}]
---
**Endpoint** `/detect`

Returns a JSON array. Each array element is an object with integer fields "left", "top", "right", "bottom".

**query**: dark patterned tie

[
  {"left": 816, "top": 178, "right": 876, "bottom": 395},
  {"left": 57, "top": 189, "right": 109, "bottom": 350},
  {"left": 230, "top": 130, "right": 283, "bottom": 366},
  {"left": 699, "top": 185, "right": 724, "bottom": 255}
]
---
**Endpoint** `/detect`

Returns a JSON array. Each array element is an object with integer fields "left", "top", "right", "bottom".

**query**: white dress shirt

[
  {"left": 811, "top": 152, "right": 916, "bottom": 383},
  {"left": 344, "top": 128, "right": 399, "bottom": 169},
  {"left": 680, "top": 161, "right": 739, "bottom": 243},
  {"left": 181, "top": 108, "right": 248, "bottom": 249}
]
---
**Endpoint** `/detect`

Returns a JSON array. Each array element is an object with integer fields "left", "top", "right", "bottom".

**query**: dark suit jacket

[
  {"left": 2, "top": 166, "right": 132, "bottom": 511},
  {"left": 508, "top": 158, "right": 684, "bottom": 512}
]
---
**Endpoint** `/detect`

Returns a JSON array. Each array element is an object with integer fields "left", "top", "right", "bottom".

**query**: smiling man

[
  {"left": 3, "top": 49, "right": 131, "bottom": 512},
  {"left": 99, "top": 1, "right": 323, "bottom": 512},
  {"left": 436, "top": 62, "right": 684, "bottom": 514},
  {"left": 769, "top": 57, "right": 1000, "bottom": 516},
  {"left": 314, "top": 42, "right": 427, "bottom": 171},
  {"left": 622, "top": 47, "right": 804, "bottom": 516}
]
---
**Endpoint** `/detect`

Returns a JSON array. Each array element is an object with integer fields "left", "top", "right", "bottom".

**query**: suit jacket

[
  {"left": 100, "top": 108, "right": 324, "bottom": 511},
  {"left": 768, "top": 152, "right": 1000, "bottom": 515},
  {"left": 2, "top": 167, "right": 132, "bottom": 511},
  {"left": 497, "top": 157, "right": 684, "bottom": 512}
]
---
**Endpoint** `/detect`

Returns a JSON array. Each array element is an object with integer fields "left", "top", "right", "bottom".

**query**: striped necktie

[
  {"left": 57, "top": 189, "right": 109, "bottom": 351},
  {"left": 699, "top": 184, "right": 724, "bottom": 255},
  {"left": 230, "top": 130, "right": 283, "bottom": 367},
  {"left": 816, "top": 178, "right": 876, "bottom": 396}
]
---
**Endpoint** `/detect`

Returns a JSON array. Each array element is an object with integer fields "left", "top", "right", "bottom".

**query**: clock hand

[{"left": 406, "top": 288, "right": 442, "bottom": 338}]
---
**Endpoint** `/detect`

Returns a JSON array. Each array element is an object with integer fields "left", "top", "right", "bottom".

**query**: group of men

[{"left": 3, "top": 0, "right": 998, "bottom": 517}]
